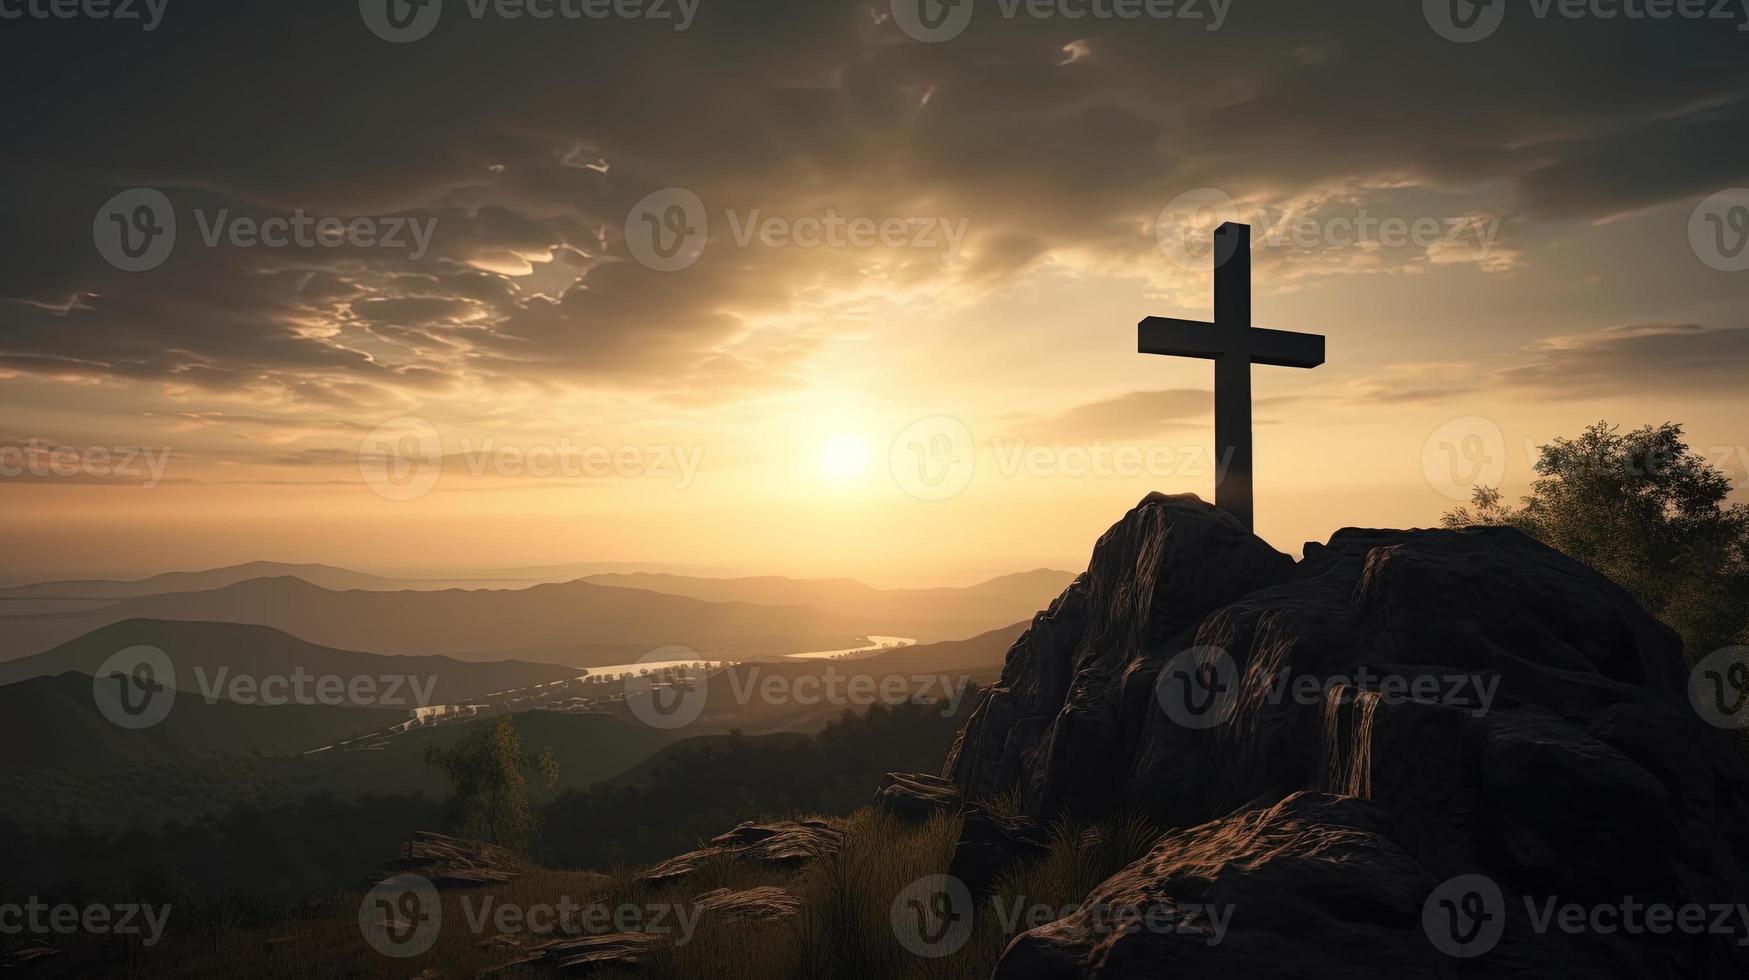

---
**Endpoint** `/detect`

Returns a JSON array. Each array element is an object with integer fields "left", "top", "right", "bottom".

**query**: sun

[{"left": 819, "top": 432, "right": 872, "bottom": 481}]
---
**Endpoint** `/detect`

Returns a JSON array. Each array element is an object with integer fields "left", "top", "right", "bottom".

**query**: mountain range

[
  {"left": 0, "top": 618, "right": 1023, "bottom": 831},
  {"left": 0, "top": 671, "right": 407, "bottom": 778},
  {"left": 0, "top": 619, "right": 583, "bottom": 699},
  {"left": 0, "top": 565, "right": 1072, "bottom": 663},
  {"left": 0, "top": 559, "right": 740, "bottom": 598},
  {"left": 579, "top": 570, "right": 1069, "bottom": 641}
]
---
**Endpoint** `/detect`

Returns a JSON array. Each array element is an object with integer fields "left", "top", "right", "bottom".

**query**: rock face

[
  {"left": 945, "top": 493, "right": 1749, "bottom": 978},
  {"left": 483, "top": 932, "right": 665, "bottom": 975},
  {"left": 693, "top": 886, "right": 804, "bottom": 921},
  {"left": 370, "top": 831, "right": 526, "bottom": 888},
  {"left": 875, "top": 770, "right": 962, "bottom": 822},
  {"left": 635, "top": 820, "right": 847, "bottom": 886},
  {"left": 948, "top": 494, "right": 1296, "bottom": 818},
  {"left": 948, "top": 805, "right": 1048, "bottom": 895}
]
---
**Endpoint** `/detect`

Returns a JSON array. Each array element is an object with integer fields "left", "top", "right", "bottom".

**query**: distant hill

[
  {"left": 962, "top": 569, "right": 1078, "bottom": 604},
  {"left": 0, "top": 671, "right": 407, "bottom": 777},
  {"left": 603, "top": 731, "right": 812, "bottom": 787},
  {"left": 0, "top": 576, "right": 865, "bottom": 663},
  {"left": 0, "top": 561, "right": 423, "bottom": 599},
  {"left": 280, "top": 707, "right": 678, "bottom": 800},
  {"left": 854, "top": 621, "right": 1027, "bottom": 675},
  {"left": 597, "top": 623, "right": 1025, "bottom": 737},
  {"left": 0, "top": 618, "right": 1036, "bottom": 831},
  {"left": 539, "top": 698, "right": 975, "bottom": 869},
  {"left": 0, "top": 700, "right": 678, "bottom": 831},
  {"left": 0, "top": 620, "right": 582, "bottom": 703},
  {"left": 0, "top": 559, "right": 742, "bottom": 598},
  {"left": 580, "top": 569, "right": 1073, "bottom": 641}
]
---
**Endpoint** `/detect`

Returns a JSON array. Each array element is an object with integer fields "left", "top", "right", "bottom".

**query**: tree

[
  {"left": 423, "top": 717, "right": 558, "bottom": 852},
  {"left": 1443, "top": 421, "right": 1749, "bottom": 660}
]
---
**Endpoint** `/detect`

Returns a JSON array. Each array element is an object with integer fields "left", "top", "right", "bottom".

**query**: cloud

[
  {"left": 1016, "top": 389, "right": 1306, "bottom": 442},
  {"left": 1024, "top": 389, "right": 1212, "bottom": 441},
  {"left": 1338, "top": 325, "right": 1749, "bottom": 404},
  {"left": 1339, "top": 362, "right": 1484, "bottom": 404},
  {"left": 0, "top": 0, "right": 1744, "bottom": 412},
  {"left": 1496, "top": 324, "right": 1749, "bottom": 398}
]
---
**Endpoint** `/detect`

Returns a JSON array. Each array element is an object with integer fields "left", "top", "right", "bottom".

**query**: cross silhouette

[{"left": 1139, "top": 222, "right": 1325, "bottom": 531}]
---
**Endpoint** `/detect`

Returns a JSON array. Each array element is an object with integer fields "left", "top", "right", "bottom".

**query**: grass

[{"left": 15, "top": 805, "right": 1165, "bottom": 979}]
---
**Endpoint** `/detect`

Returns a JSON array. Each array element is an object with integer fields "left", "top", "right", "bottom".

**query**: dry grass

[{"left": 30, "top": 806, "right": 1163, "bottom": 980}]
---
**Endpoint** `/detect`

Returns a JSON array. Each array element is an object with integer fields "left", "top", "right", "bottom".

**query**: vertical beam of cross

[
  {"left": 1213, "top": 224, "right": 1254, "bottom": 531},
  {"left": 1138, "top": 222, "right": 1325, "bottom": 531}
]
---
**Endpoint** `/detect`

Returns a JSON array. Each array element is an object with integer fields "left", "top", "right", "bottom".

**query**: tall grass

[{"left": 31, "top": 806, "right": 1165, "bottom": 979}]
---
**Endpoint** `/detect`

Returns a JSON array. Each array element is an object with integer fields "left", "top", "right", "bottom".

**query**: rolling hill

[
  {"left": 0, "top": 696, "right": 680, "bottom": 831},
  {"left": 0, "top": 619, "right": 584, "bottom": 703},
  {"left": 580, "top": 569, "right": 1072, "bottom": 641},
  {"left": 0, "top": 559, "right": 738, "bottom": 598},
  {"left": 0, "top": 671, "right": 407, "bottom": 777},
  {"left": 0, "top": 576, "right": 866, "bottom": 663},
  {"left": 851, "top": 621, "right": 1027, "bottom": 675},
  {"left": 0, "top": 561, "right": 419, "bottom": 599},
  {"left": 599, "top": 622, "right": 1025, "bottom": 736}
]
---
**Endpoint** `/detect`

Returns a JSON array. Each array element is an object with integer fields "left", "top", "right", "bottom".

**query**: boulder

[
  {"left": 875, "top": 771, "right": 962, "bottom": 822},
  {"left": 634, "top": 820, "right": 847, "bottom": 887},
  {"left": 947, "top": 493, "right": 1295, "bottom": 817},
  {"left": 942, "top": 494, "right": 1749, "bottom": 977},
  {"left": 996, "top": 792, "right": 1638, "bottom": 978},
  {"left": 482, "top": 932, "right": 665, "bottom": 975},
  {"left": 947, "top": 804, "right": 1048, "bottom": 895},
  {"left": 2, "top": 945, "right": 61, "bottom": 967},
  {"left": 370, "top": 830, "right": 525, "bottom": 888},
  {"left": 693, "top": 886, "right": 804, "bottom": 921}
]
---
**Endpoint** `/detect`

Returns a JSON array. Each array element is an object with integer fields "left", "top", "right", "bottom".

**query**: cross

[{"left": 1139, "top": 222, "right": 1325, "bottom": 531}]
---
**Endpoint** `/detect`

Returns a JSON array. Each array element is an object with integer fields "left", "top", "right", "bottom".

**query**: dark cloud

[
  {"left": 1497, "top": 324, "right": 1749, "bottom": 398},
  {"left": 1, "top": 0, "right": 1744, "bottom": 408},
  {"left": 1332, "top": 324, "right": 1749, "bottom": 404}
]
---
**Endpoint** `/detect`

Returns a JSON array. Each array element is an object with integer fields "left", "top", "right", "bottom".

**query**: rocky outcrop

[
  {"left": 875, "top": 770, "right": 962, "bottom": 822},
  {"left": 948, "top": 805, "right": 1048, "bottom": 895},
  {"left": 2, "top": 945, "right": 60, "bottom": 967},
  {"left": 693, "top": 886, "right": 804, "bottom": 921},
  {"left": 635, "top": 819, "right": 846, "bottom": 886},
  {"left": 946, "top": 493, "right": 1749, "bottom": 977},
  {"left": 947, "top": 494, "right": 1295, "bottom": 817},
  {"left": 370, "top": 831, "right": 526, "bottom": 887},
  {"left": 482, "top": 932, "right": 665, "bottom": 975}
]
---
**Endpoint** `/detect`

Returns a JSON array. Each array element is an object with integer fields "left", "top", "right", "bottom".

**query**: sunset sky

[{"left": 2, "top": 0, "right": 1746, "bottom": 586}]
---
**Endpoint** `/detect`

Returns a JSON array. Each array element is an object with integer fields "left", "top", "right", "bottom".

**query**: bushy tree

[
  {"left": 1443, "top": 421, "right": 1749, "bottom": 659},
  {"left": 424, "top": 717, "right": 558, "bottom": 852}
]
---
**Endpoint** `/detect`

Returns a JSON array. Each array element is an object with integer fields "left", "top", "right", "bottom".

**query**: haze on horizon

[{"left": 2, "top": 1, "right": 1746, "bottom": 588}]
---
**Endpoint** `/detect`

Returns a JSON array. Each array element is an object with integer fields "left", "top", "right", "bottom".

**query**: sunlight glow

[{"left": 819, "top": 432, "right": 871, "bottom": 481}]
